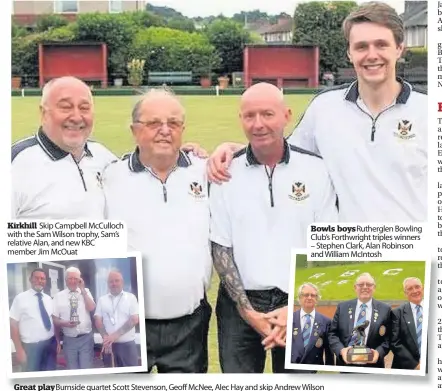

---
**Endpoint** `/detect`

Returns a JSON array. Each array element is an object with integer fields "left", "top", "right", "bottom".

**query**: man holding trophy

[
  {"left": 52, "top": 267, "right": 96, "bottom": 369},
  {"left": 328, "top": 273, "right": 391, "bottom": 369}
]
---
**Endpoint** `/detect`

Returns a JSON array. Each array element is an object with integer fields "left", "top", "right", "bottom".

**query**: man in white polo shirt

[
  {"left": 103, "top": 88, "right": 212, "bottom": 373},
  {"left": 95, "top": 270, "right": 139, "bottom": 368},
  {"left": 11, "top": 76, "right": 116, "bottom": 219},
  {"left": 206, "top": 2, "right": 427, "bottom": 223},
  {"left": 52, "top": 267, "right": 96, "bottom": 369},
  {"left": 210, "top": 82, "right": 338, "bottom": 373},
  {"left": 10, "top": 268, "right": 59, "bottom": 372}
]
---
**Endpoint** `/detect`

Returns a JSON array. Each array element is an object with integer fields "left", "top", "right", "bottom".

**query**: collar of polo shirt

[
  {"left": 108, "top": 290, "right": 125, "bottom": 297},
  {"left": 344, "top": 77, "right": 411, "bottom": 104},
  {"left": 36, "top": 127, "right": 93, "bottom": 161},
  {"left": 245, "top": 139, "right": 291, "bottom": 166},
  {"left": 127, "top": 146, "right": 192, "bottom": 173}
]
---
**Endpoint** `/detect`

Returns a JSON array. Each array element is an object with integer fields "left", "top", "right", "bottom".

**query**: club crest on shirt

[
  {"left": 394, "top": 120, "right": 415, "bottom": 140},
  {"left": 379, "top": 325, "right": 386, "bottom": 336},
  {"left": 315, "top": 337, "right": 323, "bottom": 348},
  {"left": 188, "top": 182, "right": 206, "bottom": 199},
  {"left": 289, "top": 182, "right": 310, "bottom": 202}
]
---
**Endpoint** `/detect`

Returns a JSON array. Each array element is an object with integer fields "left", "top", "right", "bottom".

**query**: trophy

[
  {"left": 69, "top": 292, "right": 80, "bottom": 325},
  {"left": 347, "top": 320, "right": 373, "bottom": 363}
]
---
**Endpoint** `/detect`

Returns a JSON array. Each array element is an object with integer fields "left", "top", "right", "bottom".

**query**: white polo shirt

[
  {"left": 12, "top": 128, "right": 116, "bottom": 219},
  {"left": 288, "top": 80, "right": 427, "bottom": 222},
  {"left": 103, "top": 149, "right": 212, "bottom": 320},
  {"left": 95, "top": 290, "right": 139, "bottom": 343},
  {"left": 53, "top": 288, "right": 95, "bottom": 337},
  {"left": 210, "top": 142, "right": 338, "bottom": 293},
  {"left": 9, "top": 289, "right": 54, "bottom": 344}
]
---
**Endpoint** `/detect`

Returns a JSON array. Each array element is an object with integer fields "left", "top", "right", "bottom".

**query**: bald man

[
  {"left": 95, "top": 270, "right": 140, "bottom": 368},
  {"left": 103, "top": 88, "right": 212, "bottom": 373},
  {"left": 11, "top": 76, "right": 116, "bottom": 219},
  {"left": 209, "top": 82, "right": 338, "bottom": 373}
]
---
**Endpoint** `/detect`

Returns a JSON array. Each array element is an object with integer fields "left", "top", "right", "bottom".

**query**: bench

[{"left": 148, "top": 71, "right": 192, "bottom": 85}]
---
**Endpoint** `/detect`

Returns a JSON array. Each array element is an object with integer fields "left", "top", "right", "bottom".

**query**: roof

[
  {"left": 261, "top": 19, "right": 293, "bottom": 34},
  {"left": 403, "top": 1, "right": 427, "bottom": 28}
]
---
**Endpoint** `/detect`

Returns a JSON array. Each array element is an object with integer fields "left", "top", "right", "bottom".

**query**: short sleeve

[
  {"left": 9, "top": 296, "right": 21, "bottom": 321},
  {"left": 209, "top": 183, "right": 232, "bottom": 247},
  {"left": 94, "top": 297, "right": 103, "bottom": 318}
]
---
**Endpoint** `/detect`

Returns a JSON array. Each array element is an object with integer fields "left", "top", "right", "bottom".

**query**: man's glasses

[
  {"left": 135, "top": 119, "right": 184, "bottom": 131},
  {"left": 301, "top": 293, "right": 318, "bottom": 298}
]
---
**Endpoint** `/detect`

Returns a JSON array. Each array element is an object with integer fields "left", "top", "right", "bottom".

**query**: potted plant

[
  {"left": 200, "top": 74, "right": 212, "bottom": 88},
  {"left": 218, "top": 75, "right": 229, "bottom": 90},
  {"left": 11, "top": 64, "right": 22, "bottom": 89},
  {"left": 127, "top": 58, "right": 146, "bottom": 87},
  {"left": 109, "top": 52, "right": 127, "bottom": 87},
  {"left": 323, "top": 72, "right": 335, "bottom": 87}
]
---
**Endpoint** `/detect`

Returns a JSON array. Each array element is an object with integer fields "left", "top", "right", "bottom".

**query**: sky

[{"left": 147, "top": 0, "right": 405, "bottom": 18}]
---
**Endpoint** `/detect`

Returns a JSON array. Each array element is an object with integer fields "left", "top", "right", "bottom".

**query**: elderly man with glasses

[
  {"left": 290, "top": 283, "right": 334, "bottom": 370},
  {"left": 103, "top": 88, "right": 212, "bottom": 373},
  {"left": 328, "top": 273, "right": 391, "bottom": 369}
]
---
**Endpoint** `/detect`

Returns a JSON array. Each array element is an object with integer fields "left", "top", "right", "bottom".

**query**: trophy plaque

[
  {"left": 347, "top": 320, "right": 373, "bottom": 363},
  {"left": 69, "top": 293, "right": 80, "bottom": 325}
]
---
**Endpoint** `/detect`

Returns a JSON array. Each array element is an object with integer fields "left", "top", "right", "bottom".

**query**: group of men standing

[
  {"left": 10, "top": 267, "right": 139, "bottom": 372},
  {"left": 291, "top": 274, "right": 425, "bottom": 371},
  {"left": 10, "top": 1, "right": 428, "bottom": 374}
]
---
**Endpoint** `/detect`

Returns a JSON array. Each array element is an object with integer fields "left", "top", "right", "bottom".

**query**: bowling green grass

[
  {"left": 293, "top": 257, "right": 426, "bottom": 301},
  {"left": 11, "top": 94, "right": 315, "bottom": 373}
]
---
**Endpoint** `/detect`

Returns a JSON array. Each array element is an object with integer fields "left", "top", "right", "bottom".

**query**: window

[
  {"left": 54, "top": 0, "right": 78, "bottom": 13},
  {"left": 109, "top": 0, "right": 123, "bottom": 13}
]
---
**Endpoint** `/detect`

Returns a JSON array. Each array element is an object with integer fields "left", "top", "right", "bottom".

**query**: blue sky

[{"left": 147, "top": 0, "right": 405, "bottom": 18}]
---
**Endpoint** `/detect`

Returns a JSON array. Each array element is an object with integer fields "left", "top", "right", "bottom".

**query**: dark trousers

[
  {"left": 216, "top": 283, "right": 294, "bottom": 373},
  {"left": 145, "top": 298, "right": 212, "bottom": 373},
  {"left": 103, "top": 340, "right": 138, "bottom": 367},
  {"left": 22, "top": 336, "right": 57, "bottom": 372}
]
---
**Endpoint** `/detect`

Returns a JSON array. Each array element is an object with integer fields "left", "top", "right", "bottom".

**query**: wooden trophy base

[{"left": 347, "top": 347, "right": 373, "bottom": 363}]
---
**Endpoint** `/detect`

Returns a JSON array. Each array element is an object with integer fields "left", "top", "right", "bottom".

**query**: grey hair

[
  {"left": 131, "top": 87, "right": 185, "bottom": 123},
  {"left": 355, "top": 272, "right": 376, "bottom": 285},
  {"left": 297, "top": 282, "right": 321, "bottom": 302},
  {"left": 403, "top": 277, "right": 422, "bottom": 291},
  {"left": 65, "top": 266, "right": 81, "bottom": 277},
  {"left": 40, "top": 76, "right": 93, "bottom": 107}
]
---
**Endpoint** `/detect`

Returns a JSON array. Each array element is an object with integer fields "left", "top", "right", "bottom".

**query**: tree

[
  {"left": 11, "top": 22, "right": 28, "bottom": 38},
  {"left": 35, "top": 14, "right": 68, "bottom": 32},
  {"left": 131, "top": 27, "right": 220, "bottom": 79},
  {"left": 204, "top": 19, "right": 255, "bottom": 76},
  {"left": 167, "top": 17, "right": 196, "bottom": 32},
  {"left": 126, "top": 11, "right": 165, "bottom": 29},
  {"left": 292, "top": 1, "right": 358, "bottom": 76},
  {"left": 232, "top": 10, "right": 269, "bottom": 24},
  {"left": 75, "top": 13, "right": 138, "bottom": 78}
]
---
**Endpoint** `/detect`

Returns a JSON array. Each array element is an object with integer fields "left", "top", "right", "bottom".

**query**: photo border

[{"left": 5, "top": 251, "right": 147, "bottom": 379}]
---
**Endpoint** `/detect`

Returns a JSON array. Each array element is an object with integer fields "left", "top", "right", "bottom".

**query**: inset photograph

[
  {"left": 7, "top": 253, "right": 146, "bottom": 378},
  {"left": 284, "top": 253, "right": 429, "bottom": 376}
]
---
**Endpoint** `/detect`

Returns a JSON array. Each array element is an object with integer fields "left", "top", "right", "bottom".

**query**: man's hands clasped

[{"left": 240, "top": 306, "right": 288, "bottom": 350}]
